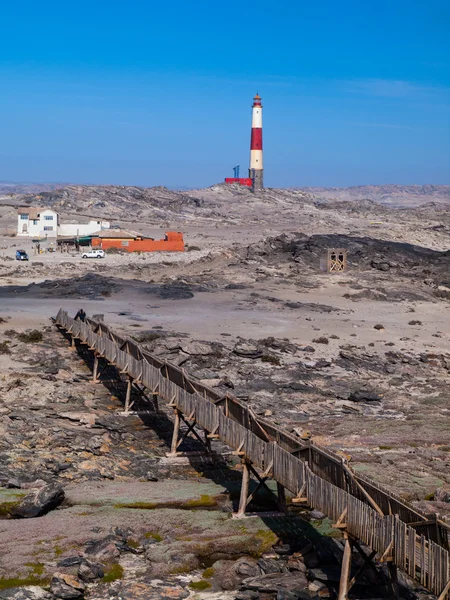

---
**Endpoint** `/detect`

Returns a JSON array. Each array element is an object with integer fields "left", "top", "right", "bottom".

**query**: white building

[
  {"left": 17, "top": 207, "right": 110, "bottom": 238},
  {"left": 18, "top": 207, "right": 58, "bottom": 237}
]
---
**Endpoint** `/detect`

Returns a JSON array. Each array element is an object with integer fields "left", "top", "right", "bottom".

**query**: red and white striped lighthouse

[{"left": 249, "top": 93, "right": 264, "bottom": 191}]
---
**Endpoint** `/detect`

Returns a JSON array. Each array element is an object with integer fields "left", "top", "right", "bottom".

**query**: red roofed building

[{"left": 92, "top": 230, "right": 184, "bottom": 252}]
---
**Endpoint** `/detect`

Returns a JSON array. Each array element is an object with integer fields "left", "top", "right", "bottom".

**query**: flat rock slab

[
  {"left": 0, "top": 505, "right": 280, "bottom": 582},
  {"left": 64, "top": 480, "right": 228, "bottom": 508}
]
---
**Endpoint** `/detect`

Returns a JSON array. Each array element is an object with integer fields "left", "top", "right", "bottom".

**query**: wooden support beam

[
  {"left": 338, "top": 534, "right": 353, "bottom": 600},
  {"left": 124, "top": 375, "right": 133, "bottom": 413},
  {"left": 437, "top": 580, "right": 450, "bottom": 600},
  {"left": 92, "top": 354, "right": 99, "bottom": 383},
  {"left": 169, "top": 409, "right": 181, "bottom": 456},
  {"left": 379, "top": 540, "right": 394, "bottom": 563},
  {"left": 343, "top": 464, "right": 384, "bottom": 516},
  {"left": 236, "top": 460, "right": 250, "bottom": 518},
  {"left": 291, "top": 482, "right": 308, "bottom": 504}
]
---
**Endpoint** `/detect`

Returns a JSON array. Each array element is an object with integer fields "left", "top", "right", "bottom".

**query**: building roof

[
  {"left": 92, "top": 229, "right": 141, "bottom": 239},
  {"left": 18, "top": 206, "right": 56, "bottom": 219}
]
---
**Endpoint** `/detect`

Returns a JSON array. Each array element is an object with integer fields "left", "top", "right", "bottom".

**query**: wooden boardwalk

[{"left": 55, "top": 309, "right": 450, "bottom": 599}]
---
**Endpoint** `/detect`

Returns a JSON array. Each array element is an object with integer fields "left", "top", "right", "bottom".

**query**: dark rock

[
  {"left": 310, "top": 510, "right": 326, "bottom": 520},
  {"left": 85, "top": 535, "right": 121, "bottom": 559},
  {"left": 234, "top": 593, "right": 260, "bottom": 600},
  {"left": 50, "top": 573, "right": 85, "bottom": 599},
  {"left": 277, "top": 591, "right": 316, "bottom": 600},
  {"left": 6, "top": 478, "right": 21, "bottom": 489},
  {"left": 57, "top": 557, "right": 84, "bottom": 568},
  {"left": 242, "top": 571, "right": 308, "bottom": 593},
  {"left": 374, "top": 324, "right": 384, "bottom": 330},
  {"left": 348, "top": 390, "right": 382, "bottom": 402},
  {"left": 77, "top": 559, "right": 104, "bottom": 581},
  {"left": 158, "top": 282, "right": 194, "bottom": 300},
  {"left": 300, "top": 346, "right": 315, "bottom": 353},
  {"left": 212, "top": 557, "right": 259, "bottom": 590},
  {"left": 0, "top": 588, "right": 53, "bottom": 600},
  {"left": 371, "top": 260, "right": 390, "bottom": 271},
  {"left": 233, "top": 342, "right": 263, "bottom": 359},
  {"left": 274, "top": 543, "right": 291, "bottom": 555},
  {"left": 257, "top": 558, "right": 286, "bottom": 574},
  {"left": 235, "top": 557, "right": 259, "bottom": 578},
  {"left": 12, "top": 483, "right": 64, "bottom": 518},
  {"left": 309, "top": 566, "right": 343, "bottom": 583},
  {"left": 312, "top": 337, "right": 328, "bottom": 345},
  {"left": 435, "top": 487, "right": 450, "bottom": 503}
]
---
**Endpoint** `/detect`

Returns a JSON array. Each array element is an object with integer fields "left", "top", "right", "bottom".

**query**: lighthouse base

[{"left": 249, "top": 169, "right": 264, "bottom": 192}]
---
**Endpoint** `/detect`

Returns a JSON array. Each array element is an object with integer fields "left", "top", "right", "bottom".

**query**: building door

[{"left": 22, "top": 224, "right": 28, "bottom": 234}]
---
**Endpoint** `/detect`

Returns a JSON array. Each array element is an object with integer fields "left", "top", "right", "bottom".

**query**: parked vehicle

[
  {"left": 81, "top": 249, "right": 105, "bottom": 259},
  {"left": 15, "top": 250, "right": 29, "bottom": 261}
]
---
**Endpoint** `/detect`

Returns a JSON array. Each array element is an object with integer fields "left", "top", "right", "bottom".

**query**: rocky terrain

[
  {"left": 301, "top": 185, "right": 450, "bottom": 208},
  {"left": 0, "top": 183, "right": 449, "bottom": 600}
]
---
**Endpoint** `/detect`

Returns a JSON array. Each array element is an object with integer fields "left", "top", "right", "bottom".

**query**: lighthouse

[{"left": 249, "top": 93, "right": 264, "bottom": 191}]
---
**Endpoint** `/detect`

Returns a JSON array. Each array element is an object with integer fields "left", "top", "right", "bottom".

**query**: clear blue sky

[{"left": 0, "top": 0, "right": 449, "bottom": 188}]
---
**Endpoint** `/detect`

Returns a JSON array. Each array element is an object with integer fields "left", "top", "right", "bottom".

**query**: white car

[{"left": 81, "top": 249, "right": 105, "bottom": 259}]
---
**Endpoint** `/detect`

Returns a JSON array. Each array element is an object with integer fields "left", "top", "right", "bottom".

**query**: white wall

[{"left": 58, "top": 220, "right": 110, "bottom": 237}]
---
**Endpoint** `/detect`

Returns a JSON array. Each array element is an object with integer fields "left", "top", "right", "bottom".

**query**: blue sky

[{"left": 0, "top": 0, "right": 449, "bottom": 188}]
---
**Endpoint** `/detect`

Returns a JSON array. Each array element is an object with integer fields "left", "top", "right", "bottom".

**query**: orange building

[{"left": 91, "top": 230, "right": 184, "bottom": 252}]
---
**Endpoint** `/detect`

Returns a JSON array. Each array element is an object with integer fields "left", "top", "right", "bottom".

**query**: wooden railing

[{"left": 55, "top": 309, "right": 450, "bottom": 597}]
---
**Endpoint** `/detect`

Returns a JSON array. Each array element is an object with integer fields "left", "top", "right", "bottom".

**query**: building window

[
  {"left": 44, "top": 226, "right": 54, "bottom": 231},
  {"left": 33, "top": 220, "right": 38, "bottom": 225},
  {"left": 20, "top": 214, "right": 28, "bottom": 220},
  {"left": 121, "top": 241, "right": 129, "bottom": 247},
  {"left": 44, "top": 215, "right": 54, "bottom": 220}
]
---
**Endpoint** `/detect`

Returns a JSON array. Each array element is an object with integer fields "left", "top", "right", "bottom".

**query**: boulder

[
  {"left": 233, "top": 342, "right": 263, "bottom": 359},
  {"left": 11, "top": 483, "right": 64, "bottom": 518},
  {"left": 257, "top": 557, "right": 286, "bottom": 574},
  {"left": 348, "top": 390, "right": 382, "bottom": 402},
  {"left": 85, "top": 535, "right": 120, "bottom": 560},
  {"left": 310, "top": 510, "right": 326, "bottom": 520},
  {"left": 435, "top": 487, "right": 450, "bottom": 503},
  {"left": 50, "top": 573, "right": 85, "bottom": 599},
  {"left": 0, "top": 588, "right": 53, "bottom": 600},
  {"left": 77, "top": 559, "right": 104, "bottom": 581},
  {"left": 242, "top": 571, "right": 308, "bottom": 593}
]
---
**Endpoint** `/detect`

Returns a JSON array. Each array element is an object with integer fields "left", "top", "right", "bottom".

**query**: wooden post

[
  {"left": 277, "top": 482, "right": 287, "bottom": 514},
  {"left": 152, "top": 393, "right": 159, "bottom": 412},
  {"left": 204, "top": 430, "right": 212, "bottom": 454},
  {"left": 169, "top": 409, "right": 181, "bottom": 456},
  {"left": 124, "top": 375, "right": 133, "bottom": 413},
  {"left": 236, "top": 460, "right": 250, "bottom": 518},
  {"left": 71, "top": 335, "right": 75, "bottom": 349},
  {"left": 92, "top": 354, "right": 99, "bottom": 382},
  {"left": 338, "top": 534, "right": 353, "bottom": 600}
]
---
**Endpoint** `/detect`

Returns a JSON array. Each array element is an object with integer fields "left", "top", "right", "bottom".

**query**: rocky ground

[{"left": 0, "top": 183, "right": 449, "bottom": 599}]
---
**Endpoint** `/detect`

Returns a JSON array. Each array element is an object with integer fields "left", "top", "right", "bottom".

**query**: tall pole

[{"left": 249, "top": 93, "right": 264, "bottom": 191}]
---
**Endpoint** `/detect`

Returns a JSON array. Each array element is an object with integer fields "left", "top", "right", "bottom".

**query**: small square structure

[{"left": 326, "top": 248, "right": 347, "bottom": 272}]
